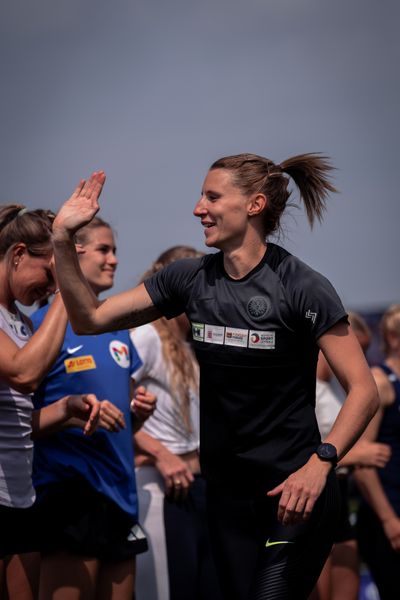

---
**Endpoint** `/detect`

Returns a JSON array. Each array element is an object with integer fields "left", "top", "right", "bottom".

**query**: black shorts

[
  {"left": 35, "top": 477, "right": 147, "bottom": 562},
  {"left": 0, "top": 502, "right": 40, "bottom": 558},
  {"left": 333, "top": 473, "right": 355, "bottom": 544}
]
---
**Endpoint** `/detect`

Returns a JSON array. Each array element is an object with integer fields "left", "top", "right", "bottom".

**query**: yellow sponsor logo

[{"left": 64, "top": 355, "right": 96, "bottom": 373}]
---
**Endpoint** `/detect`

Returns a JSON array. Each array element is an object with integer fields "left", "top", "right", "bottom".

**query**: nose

[
  {"left": 193, "top": 195, "right": 207, "bottom": 217},
  {"left": 108, "top": 251, "right": 118, "bottom": 267}
]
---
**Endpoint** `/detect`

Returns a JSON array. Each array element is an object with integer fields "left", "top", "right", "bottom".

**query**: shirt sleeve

[
  {"left": 128, "top": 335, "right": 143, "bottom": 376},
  {"left": 281, "top": 257, "right": 348, "bottom": 341},
  {"left": 143, "top": 256, "right": 203, "bottom": 319},
  {"left": 129, "top": 325, "right": 160, "bottom": 381}
]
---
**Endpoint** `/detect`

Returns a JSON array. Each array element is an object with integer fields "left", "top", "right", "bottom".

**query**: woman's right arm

[
  {"left": 52, "top": 172, "right": 160, "bottom": 333},
  {"left": 0, "top": 295, "right": 68, "bottom": 394}
]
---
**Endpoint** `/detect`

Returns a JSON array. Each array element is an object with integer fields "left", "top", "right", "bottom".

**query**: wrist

[
  {"left": 58, "top": 396, "right": 70, "bottom": 422},
  {"left": 52, "top": 229, "right": 74, "bottom": 244},
  {"left": 314, "top": 442, "right": 338, "bottom": 470},
  {"left": 381, "top": 513, "right": 397, "bottom": 526},
  {"left": 153, "top": 444, "right": 172, "bottom": 461}
]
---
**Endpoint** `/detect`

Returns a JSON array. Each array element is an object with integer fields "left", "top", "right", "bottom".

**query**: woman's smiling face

[{"left": 193, "top": 168, "right": 252, "bottom": 251}]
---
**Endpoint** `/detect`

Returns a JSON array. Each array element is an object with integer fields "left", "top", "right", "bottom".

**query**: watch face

[{"left": 317, "top": 443, "right": 337, "bottom": 461}]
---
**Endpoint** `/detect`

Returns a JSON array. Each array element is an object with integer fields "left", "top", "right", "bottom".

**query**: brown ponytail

[{"left": 210, "top": 152, "right": 337, "bottom": 236}]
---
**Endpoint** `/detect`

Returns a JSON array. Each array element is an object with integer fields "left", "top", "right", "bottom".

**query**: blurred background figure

[
  {"left": 354, "top": 304, "right": 400, "bottom": 600},
  {"left": 132, "top": 245, "right": 222, "bottom": 600},
  {"left": 31, "top": 217, "right": 155, "bottom": 600},
  {"left": 311, "top": 311, "right": 391, "bottom": 600}
]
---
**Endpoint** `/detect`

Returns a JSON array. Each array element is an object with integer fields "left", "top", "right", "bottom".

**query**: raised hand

[{"left": 53, "top": 171, "right": 106, "bottom": 240}]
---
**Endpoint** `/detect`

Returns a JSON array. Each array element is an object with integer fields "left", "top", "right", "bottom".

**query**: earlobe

[{"left": 12, "top": 243, "right": 27, "bottom": 265}]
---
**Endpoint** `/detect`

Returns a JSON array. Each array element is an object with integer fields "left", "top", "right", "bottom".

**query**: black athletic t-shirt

[{"left": 144, "top": 243, "right": 347, "bottom": 488}]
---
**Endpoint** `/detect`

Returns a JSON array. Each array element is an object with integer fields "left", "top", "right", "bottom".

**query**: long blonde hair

[
  {"left": 380, "top": 304, "right": 400, "bottom": 356},
  {"left": 141, "top": 246, "right": 204, "bottom": 431}
]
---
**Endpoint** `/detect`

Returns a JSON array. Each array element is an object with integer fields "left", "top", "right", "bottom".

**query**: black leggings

[
  {"left": 206, "top": 471, "right": 340, "bottom": 600},
  {"left": 164, "top": 475, "right": 222, "bottom": 600},
  {"left": 357, "top": 502, "right": 400, "bottom": 600}
]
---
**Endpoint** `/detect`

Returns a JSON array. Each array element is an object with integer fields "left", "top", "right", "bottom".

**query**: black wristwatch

[{"left": 315, "top": 443, "right": 338, "bottom": 468}]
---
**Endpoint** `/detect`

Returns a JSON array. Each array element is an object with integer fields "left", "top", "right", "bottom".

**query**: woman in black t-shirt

[{"left": 51, "top": 156, "right": 378, "bottom": 599}]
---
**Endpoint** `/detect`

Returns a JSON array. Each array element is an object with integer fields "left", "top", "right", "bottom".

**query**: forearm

[
  {"left": 31, "top": 397, "right": 70, "bottom": 438},
  {"left": 324, "top": 381, "right": 379, "bottom": 460},
  {"left": 52, "top": 236, "right": 101, "bottom": 333},
  {"left": 53, "top": 237, "right": 160, "bottom": 334},
  {"left": 134, "top": 430, "right": 169, "bottom": 463},
  {"left": 354, "top": 467, "right": 397, "bottom": 523}
]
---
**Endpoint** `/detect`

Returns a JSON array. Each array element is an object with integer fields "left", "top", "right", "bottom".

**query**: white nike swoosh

[{"left": 66, "top": 345, "right": 83, "bottom": 354}]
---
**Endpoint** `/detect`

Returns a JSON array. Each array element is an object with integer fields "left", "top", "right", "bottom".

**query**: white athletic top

[
  {"left": 130, "top": 324, "right": 199, "bottom": 455},
  {"left": 315, "top": 379, "right": 343, "bottom": 441},
  {"left": 0, "top": 305, "right": 35, "bottom": 508}
]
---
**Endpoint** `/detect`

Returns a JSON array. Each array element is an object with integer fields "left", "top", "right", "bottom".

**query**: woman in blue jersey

[
  {"left": 0, "top": 204, "right": 100, "bottom": 600},
  {"left": 32, "top": 216, "right": 155, "bottom": 600},
  {"left": 51, "top": 159, "right": 378, "bottom": 600},
  {"left": 354, "top": 304, "right": 400, "bottom": 600}
]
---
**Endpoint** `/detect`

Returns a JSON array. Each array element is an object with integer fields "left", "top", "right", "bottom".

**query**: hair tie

[
  {"left": 267, "top": 164, "right": 283, "bottom": 178},
  {"left": 17, "top": 207, "right": 28, "bottom": 217}
]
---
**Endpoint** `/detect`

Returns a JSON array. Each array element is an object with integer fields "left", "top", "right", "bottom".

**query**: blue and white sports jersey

[{"left": 31, "top": 304, "right": 142, "bottom": 521}]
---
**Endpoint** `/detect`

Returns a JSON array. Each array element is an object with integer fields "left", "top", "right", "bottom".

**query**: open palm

[{"left": 53, "top": 171, "right": 106, "bottom": 237}]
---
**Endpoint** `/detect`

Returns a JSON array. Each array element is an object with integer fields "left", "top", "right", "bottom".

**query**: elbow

[
  {"left": 365, "top": 381, "right": 380, "bottom": 421},
  {"left": 70, "top": 320, "right": 97, "bottom": 336},
  {"left": 12, "top": 374, "right": 41, "bottom": 395},
  {"left": 70, "top": 313, "right": 99, "bottom": 335},
  {"left": 371, "top": 387, "right": 380, "bottom": 418}
]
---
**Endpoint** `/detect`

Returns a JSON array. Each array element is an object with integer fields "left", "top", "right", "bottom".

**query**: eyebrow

[
  {"left": 95, "top": 243, "right": 117, "bottom": 251},
  {"left": 202, "top": 189, "right": 221, "bottom": 196}
]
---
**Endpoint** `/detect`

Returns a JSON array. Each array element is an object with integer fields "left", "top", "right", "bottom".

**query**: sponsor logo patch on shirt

[
  {"left": 191, "top": 322, "right": 276, "bottom": 350},
  {"left": 224, "top": 327, "right": 249, "bottom": 348},
  {"left": 109, "top": 341, "right": 130, "bottom": 368},
  {"left": 205, "top": 324, "right": 224, "bottom": 345},
  {"left": 64, "top": 355, "right": 96, "bottom": 373},
  {"left": 192, "top": 322, "right": 205, "bottom": 342},
  {"left": 247, "top": 296, "right": 271, "bottom": 321},
  {"left": 249, "top": 330, "right": 275, "bottom": 349}
]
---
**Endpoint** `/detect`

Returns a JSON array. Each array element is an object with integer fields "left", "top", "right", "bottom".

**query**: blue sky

[{"left": 1, "top": 0, "right": 399, "bottom": 311}]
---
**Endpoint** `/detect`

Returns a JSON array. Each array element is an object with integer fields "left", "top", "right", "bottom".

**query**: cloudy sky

[{"left": 1, "top": 0, "right": 398, "bottom": 311}]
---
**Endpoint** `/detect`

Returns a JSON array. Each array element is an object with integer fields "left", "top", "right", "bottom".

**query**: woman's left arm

[
  {"left": 267, "top": 320, "right": 379, "bottom": 525},
  {"left": 318, "top": 321, "right": 379, "bottom": 458}
]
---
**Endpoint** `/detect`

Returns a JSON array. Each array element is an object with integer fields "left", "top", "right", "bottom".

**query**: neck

[
  {"left": 0, "top": 264, "right": 15, "bottom": 312},
  {"left": 223, "top": 239, "right": 267, "bottom": 280}
]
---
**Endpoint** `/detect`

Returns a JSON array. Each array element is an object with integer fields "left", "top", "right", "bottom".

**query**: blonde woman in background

[{"left": 132, "top": 245, "right": 222, "bottom": 600}]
